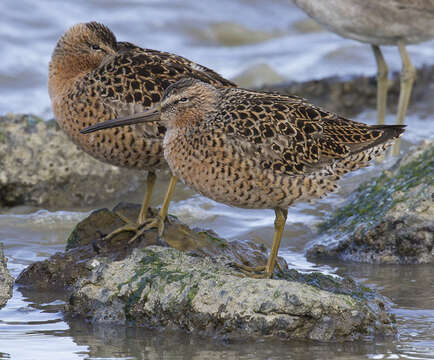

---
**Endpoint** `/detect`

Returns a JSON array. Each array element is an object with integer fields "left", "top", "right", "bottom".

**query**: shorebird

[
  {"left": 48, "top": 22, "right": 235, "bottom": 241},
  {"left": 292, "top": 0, "right": 434, "bottom": 154},
  {"left": 81, "top": 78, "right": 405, "bottom": 278}
]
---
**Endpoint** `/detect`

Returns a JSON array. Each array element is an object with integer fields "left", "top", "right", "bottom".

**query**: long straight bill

[{"left": 80, "top": 106, "right": 161, "bottom": 134}]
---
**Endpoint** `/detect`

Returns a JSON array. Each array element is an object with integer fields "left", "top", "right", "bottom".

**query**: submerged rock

[
  {"left": 308, "top": 141, "right": 433, "bottom": 264},
  {"left": 0, "top": 243, "right": 13, "bottom": 308},
  {"left": 18, "top": 203, "right": 395, "bottom": 341}
]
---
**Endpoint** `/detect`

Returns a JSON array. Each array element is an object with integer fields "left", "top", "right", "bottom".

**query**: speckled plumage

[
  {"left": 292, "top": 0, "right": 434, "bottom": 154},
  {"left": 81, "top": 78, "right": 404, "bottom": 277},
  {"left": 48, "top": 22, "right": 235, "bottom": 171},
  {"left": 49, "top": 22, "right": 235, "bottom": 240},
  {"left": 161, "top": 79, "right": 404, "bottom": 209}
]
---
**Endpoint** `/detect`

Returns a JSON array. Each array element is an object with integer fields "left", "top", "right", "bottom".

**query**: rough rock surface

[
  {"left": 0, "top": 114, "right": 148, "bottom": 209},
  {"left": 308, "top": 141, "right": 433, "bottom": 264},
  {"left": 0, "top": 243, "right": 13, "bottom": 308},
  {"left": 17, "top": 203, "right": 395, "bottom": 341},
  {"left": 1, "top": 65, "right": 432, "bottom": 209},
  {"left": 16, "top": 203, "right": 287, "bottom": 291},
  {"left": 67, "top": 246, "right": 395, "bottom": 342}
]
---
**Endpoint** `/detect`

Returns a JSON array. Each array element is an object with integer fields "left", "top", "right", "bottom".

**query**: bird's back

[
  {"left": 52, "top": 44, "right": 235, "bottom": 170},
  {"left": 166, "top": 87, "right": 404, "bottom": 209}
]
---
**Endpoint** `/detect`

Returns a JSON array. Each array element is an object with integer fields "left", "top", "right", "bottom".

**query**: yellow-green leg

[
  {"left": 264, "top": 208, "right": 288, "bottom": 278},
  {"left": 128, "top": 174, "right": 178, "bottom": 243},
  {"left": 232, "top": 208, "right": 287, "bottom": 279},
  {"left": 392, "top": 40, "right": 415, "bottom": 155},
  {"left": 138, "top": 171, "right": 156, "bottom": 224},
  {"left": 371, "top": 45, "right": 389, "bottom": 125},
  {"left": 104, "top": 171, "right": 157, "bottom": 241}
]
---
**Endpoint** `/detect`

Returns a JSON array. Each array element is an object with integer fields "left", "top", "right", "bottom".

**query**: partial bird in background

[{"left": 292, "top": 0, "right": 434, "bottom": 154}]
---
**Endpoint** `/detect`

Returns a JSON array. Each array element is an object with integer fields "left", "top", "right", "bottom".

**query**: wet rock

[
  {"left": 17, "top": 203, "right": 286, "bottom": 291},
  {"left": 67, "top": 245, "right": 395, "bottom": 342},
  {"left": 16, "top": 203, "right": 395, "bottom": 341},
  {"left": 0, "top": 243, "right": 13, "bottom": 308},
  {"left": 0, "top": 114, "right": 154, "bottom": 209},
  {"left": 308, "top": 141, "right": 433, "bottom": 264}
]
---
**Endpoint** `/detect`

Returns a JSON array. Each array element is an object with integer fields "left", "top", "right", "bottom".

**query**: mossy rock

[{"left": 308, "top": 142, "right": 433, "bottom": 264}]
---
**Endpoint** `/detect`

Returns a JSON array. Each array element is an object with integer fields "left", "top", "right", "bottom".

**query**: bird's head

[
  {"left": 80, "top": 78, "right": 219, "bottom": 135},
  {"left": 49, "top": 22, "right": 118, "bottom": 95},
  {"left": 159, "top": 78, "right": 219, "bottom": 129}
]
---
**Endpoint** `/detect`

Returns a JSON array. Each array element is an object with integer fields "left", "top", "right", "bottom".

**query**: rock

[
  {"left": 308, "top": 141, "right": 433, "bottom": 264},
  {"left": 0, "top": 243, "right": 13, "bottom": 308},
  {"left": 0, "top": 114, "right": 156, "bottom": 209},
  {"left": 67, "top": 246, "right": 395, "bottom": 342},
  {"left": 17, "top": 203, "right": 395, "bottom": 341},
  {"left": 16, "top": 203, "right": 287, "bottom": 291}
]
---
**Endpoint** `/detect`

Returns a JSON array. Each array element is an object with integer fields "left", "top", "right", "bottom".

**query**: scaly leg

[
  {"left": 232, "top": 208, "right": 287, "bottom": 279},
  {"left": 104, "top": 171, "right": 157, "bottom": 241},
  {"left": 264, "top": 208, "right": 288, "bottom": 278},
  {"left": 138, "top": 171, "right": 156, "bottom": 223},
  {"left": 371, "top": 45, "right": 389, "bottom": 125},
  {"left": 392, "top": 40, "right": 415, "bottom": 156},
  {"left": 128, "top": 174, "right": 178, "bottom": 243}
]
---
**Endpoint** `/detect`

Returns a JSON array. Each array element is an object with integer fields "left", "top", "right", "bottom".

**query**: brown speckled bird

[
  {"left": 81, "top": 78, "right": 405, "bottom": 278},
  {"left": 48, "top": 22, "right": 235, "bottom": 240}
]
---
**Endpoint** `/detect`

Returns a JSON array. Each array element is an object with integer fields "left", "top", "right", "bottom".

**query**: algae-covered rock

[
  {"left": 17, "top": 203, "right": 395, "bottom": 341},
  {"left": 17, "top": 203, "right": 287, "bottom": 291},
  {"left": 0, "top": 243, "right": 13, "bottom": 308},
  {"left": 0, "top": 114, "right": 152, "bottom": 209},
  {"left": 67, "top": 246, "right": 396, "bottom": 342},
  {"left": 308, "top": 141, "right": 433, "bottom": 264}
]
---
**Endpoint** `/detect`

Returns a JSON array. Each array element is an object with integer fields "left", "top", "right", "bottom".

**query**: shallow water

[
  {"left": 1, "top": 0, "right": 434, "bottom": 359},
  {"left": 1, "top": 133, "right": 433, "bottom": 359}
]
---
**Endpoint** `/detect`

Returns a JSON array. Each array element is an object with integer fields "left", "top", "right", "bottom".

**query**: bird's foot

[
  {"left": 101, "top": 211, "right": 166, "bottom": 244},
  {"left": 128, "top": 215, "right": 166, "bottom": 244}
]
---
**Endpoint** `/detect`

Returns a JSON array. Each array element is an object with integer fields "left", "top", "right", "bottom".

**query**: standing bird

[
  {"left": 81, "top": 78, "right": 405, "bottom": 278},
  {"left": 292, "top": 0, "right": 434, "bottom": 154},
  {"left": 48, "top": 22, "right": 235, "bottom": 241}
]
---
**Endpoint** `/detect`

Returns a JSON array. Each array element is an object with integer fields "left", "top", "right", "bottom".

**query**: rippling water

[
  {"left": 1, "top": 0, "right": 434, "bottom": 116},
  {"left": 1, "top": 0, "right": 434, "bottom": 359}
]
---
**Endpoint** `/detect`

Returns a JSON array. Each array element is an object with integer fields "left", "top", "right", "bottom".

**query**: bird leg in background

[
  {"left": 393, "top": 40, "right": 415, "bottom": 155},
  {"left": 104, "top": 171, "right": 158, "bottom": 241},
  {"left": 372, "top": 45, "right": 389, "bottom": 126},
  {"left": 128, "top": 174, "right": 178, "bottom": 243},
  {"left": 138, "top": 171, "right": 156, "bottom": 223},
  {"left": 232, "top": 208, "right": 287, "bottom": 279}
]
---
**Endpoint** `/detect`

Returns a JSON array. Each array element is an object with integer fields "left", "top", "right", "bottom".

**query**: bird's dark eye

[
  {"left": 91, "top": 44, "right": 101, "bottom": 50},
  {"left": 173, "top": 97, "right": 189, "bottom": 106}
]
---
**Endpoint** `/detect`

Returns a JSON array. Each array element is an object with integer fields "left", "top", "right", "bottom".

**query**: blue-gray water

[{"left": 1, "top": 0, "right": 433, "bottom": 359}]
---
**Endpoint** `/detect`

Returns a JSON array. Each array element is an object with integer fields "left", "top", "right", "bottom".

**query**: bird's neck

[{"left": 48, "top": 54, "right": 97, "bottom": 99}]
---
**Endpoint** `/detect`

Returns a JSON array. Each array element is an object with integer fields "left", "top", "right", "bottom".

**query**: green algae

[
  {"left": 198, "top": 231, "right": 228, "bottom": 248},
  {"left": 319, "top": 146, "right": 434, "bottom": 235},
  {"left": 279, "top": 269, "right": 376, "bottom": 303},
  {"left": 124, "top": 249, "right": 204, "bottom": 315}
]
